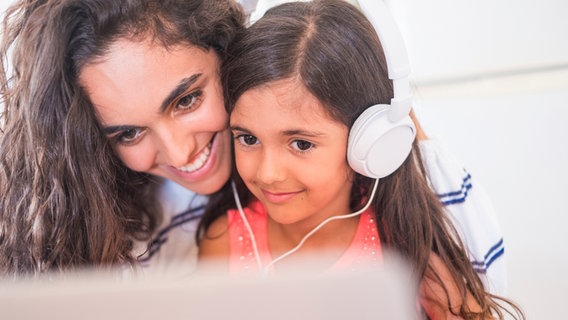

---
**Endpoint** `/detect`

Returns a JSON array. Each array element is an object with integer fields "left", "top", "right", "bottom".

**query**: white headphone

[{"left": 347, "top": 0, "right": 416, "bottom": 179}]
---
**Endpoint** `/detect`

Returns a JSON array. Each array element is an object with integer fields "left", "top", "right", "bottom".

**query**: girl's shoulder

[{"left": 199, "top": 213, "right": 230, "bottom": 259}]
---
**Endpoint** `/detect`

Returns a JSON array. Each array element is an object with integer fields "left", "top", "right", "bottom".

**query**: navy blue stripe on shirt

[
  {"left": 436, "top": 171, "right": 504, "bottom": 274},
  {"left": 470, "top": 238, "right": 504, "bottom": 274},
  {"left": 438, "top": 172, "right": 472, "bottom": 205},
  {"left": 138, "top": 205, "right": 205, "bottom": 263}
]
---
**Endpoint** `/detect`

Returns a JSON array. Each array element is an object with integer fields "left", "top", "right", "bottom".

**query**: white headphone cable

[
  {"left": 261, "top": 178, "right": 379, "bottom": 275},
  {"left": 232, "top": 178, "right": 380, "bottom": 276},
  {"left": 231, "top": 180, "right": 263, "bottom": 272}
]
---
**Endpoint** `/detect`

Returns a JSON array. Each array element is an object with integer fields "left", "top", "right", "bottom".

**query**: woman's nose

[{"left": 154, "top": 126, "right": 195, "bottom": 168}]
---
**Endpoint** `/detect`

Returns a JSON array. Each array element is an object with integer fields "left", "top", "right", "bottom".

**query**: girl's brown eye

[
  {"left": 236, "top": 134, "right": 258, "bottom": 146},
  {"left": 293, "top": 140, "right": 313, "bottom": 151}
]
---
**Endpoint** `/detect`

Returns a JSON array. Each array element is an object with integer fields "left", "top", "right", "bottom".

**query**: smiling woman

[
  {"left": 0, "top": 0, "right": 245, "bottom": 277},
  {"left": 80, "top": 40, "right": 232, "bottom": 194}
]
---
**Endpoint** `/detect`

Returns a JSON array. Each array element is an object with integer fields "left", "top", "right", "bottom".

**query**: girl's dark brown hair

[
  {"left": 0, "top": 0, "right": 245, "bottom": 277},
  {"left": 200, "top": 0, "right": 524, "bottom": 318}
]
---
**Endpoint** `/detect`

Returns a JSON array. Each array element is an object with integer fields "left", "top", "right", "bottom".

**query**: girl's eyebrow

[
  {"left": 231, "top": 125, "right": 324, "bottom": 138},
  {"left": 281, "top": 129, "right": 325, "bottom": 138},
  {"left": 159, "top": 73, "right": 202, "bottom": 112},
  {"left": 230, "top": 125, "right": 250, "bottom": 133}
]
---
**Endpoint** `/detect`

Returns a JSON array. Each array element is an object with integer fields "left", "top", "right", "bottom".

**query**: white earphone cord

[
  {"left": 232, "top": 178, "right": 380, "bottom": 276},
  {"left": 232, "top": 181, "right": 263, "bottom": 271}
]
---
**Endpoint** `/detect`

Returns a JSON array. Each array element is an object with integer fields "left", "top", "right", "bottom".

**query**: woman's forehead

[{"left": 80, "top": 39, "right": 219, "bottom": 123}]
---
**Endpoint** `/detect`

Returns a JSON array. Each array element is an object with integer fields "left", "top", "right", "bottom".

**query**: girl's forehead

[
  {"left": 234, "top": 80, "right": 319, "bottom": 116},
  {"left": 231, "top": 79, "right": 346, "bottom": 133}
]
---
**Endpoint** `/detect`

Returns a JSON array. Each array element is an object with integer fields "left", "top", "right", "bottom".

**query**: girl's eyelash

[
  {"left": 233, "top": 133, "right": 258, "bottom": 147},
  {"left": 232, "top": 132, "right": 316, "bottom": 154},
  {"left": 291, "top": 139, "right": 316, "bottom": 154}
]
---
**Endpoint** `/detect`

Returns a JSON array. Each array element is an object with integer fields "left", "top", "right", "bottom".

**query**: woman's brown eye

[
  {"left": 177, "top": 90, "right": 202, "bottom": 111},
  {"left": 123, "top": 129, "right": 138, "bottom": 140},
  {"left": 114, "top": 128, "right": 144, "bottom": 145},
  {"left": 178, "top": 95, "right": 195, "bottom": 109}
]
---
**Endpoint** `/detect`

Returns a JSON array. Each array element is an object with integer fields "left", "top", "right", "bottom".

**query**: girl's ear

[{"left": 409, "top": 109, "right": 428, "bottom": 141}]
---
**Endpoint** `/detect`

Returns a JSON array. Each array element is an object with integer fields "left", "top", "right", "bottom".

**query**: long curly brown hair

[{"left": 0, "top": 0, "right": 245, "bottom": 278}]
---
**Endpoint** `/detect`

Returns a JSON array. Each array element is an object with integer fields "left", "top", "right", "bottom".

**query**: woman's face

[{"left": 80, "top": 39, "right": 232, "bottom": 195}]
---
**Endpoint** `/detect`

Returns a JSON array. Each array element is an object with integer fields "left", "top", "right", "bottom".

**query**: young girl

[{"left": 198, "top": 0, "right": 523, "bottom": 318}]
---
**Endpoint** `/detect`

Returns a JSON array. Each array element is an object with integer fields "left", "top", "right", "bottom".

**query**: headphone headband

[
  {"left": 347, "top": 0, "right": 416, "bottom": 179},
  {"left": 357, "top": 0, "right": 412, "bottom": 122}
]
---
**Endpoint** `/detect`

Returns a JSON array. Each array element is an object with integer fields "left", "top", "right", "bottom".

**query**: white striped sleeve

[{"left": 419, "top": 138, "right": 507, "bottom": 295}]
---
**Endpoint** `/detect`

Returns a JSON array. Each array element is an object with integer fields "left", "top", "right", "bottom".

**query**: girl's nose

[{"left": 256, "top": 149, "right": 287, "bottom": 184}]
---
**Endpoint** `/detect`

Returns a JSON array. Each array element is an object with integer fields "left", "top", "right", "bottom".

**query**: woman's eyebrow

[
  {"left": 159, "top": 73, "right": 202, "bottom": 112},
  {"left": 102, "top": 124, "right": 139, "bottom": 135}
]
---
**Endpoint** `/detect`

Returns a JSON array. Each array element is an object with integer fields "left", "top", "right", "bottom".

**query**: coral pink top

[{"left": 227, "top": 200, "right": 382, "bottom": 275}]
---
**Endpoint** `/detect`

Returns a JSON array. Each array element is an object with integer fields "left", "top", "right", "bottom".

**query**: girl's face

[
  {"left": 80, "top": 39, "right": 232, "bottom": 195},
  {"left": 230, "top": 78, "right": 354, "bottom": 229}
]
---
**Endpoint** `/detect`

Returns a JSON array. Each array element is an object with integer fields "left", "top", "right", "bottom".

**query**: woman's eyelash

[
  {"left": 175, "top": 90, "right": 203, "bottom": 110},
  {"left": 108, "top": 128, "right": 144, "bottom": 146}
]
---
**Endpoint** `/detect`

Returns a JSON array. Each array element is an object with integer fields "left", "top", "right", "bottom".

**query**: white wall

[
  {"left": 415, "top": 70, "right": 568, "bottom": 320},
  {"left": 0, "top": 2, "right": 10, "bottom": 19},
  {"left": 398, "top": 0, "right": 568, "bottom": 318},
  {"left": 389, "top": 0, "right": 568, "bottom": 84}
]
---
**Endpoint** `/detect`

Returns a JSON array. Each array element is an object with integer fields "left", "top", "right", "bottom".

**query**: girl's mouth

[{"left": 261, "top": 189, "right": 301, "bottom": 204}]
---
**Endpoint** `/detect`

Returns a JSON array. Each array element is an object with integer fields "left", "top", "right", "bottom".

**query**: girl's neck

[{"left": 266, "top": 212, "right": 360, "bottom": 262}]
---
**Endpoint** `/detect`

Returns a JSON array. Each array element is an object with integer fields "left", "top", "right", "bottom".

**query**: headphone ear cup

[{"left": 348, "top": 104, "right": 416, "bottom": 179}]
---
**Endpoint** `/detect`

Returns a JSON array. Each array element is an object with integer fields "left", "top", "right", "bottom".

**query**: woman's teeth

[{"left": 177, "top": 144, "right": 211, "bottom": 173}]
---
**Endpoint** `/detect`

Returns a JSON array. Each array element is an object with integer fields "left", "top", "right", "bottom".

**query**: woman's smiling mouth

[{"left": 176, "top": 142, "right": 212, "bottom": 173}]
